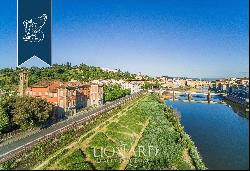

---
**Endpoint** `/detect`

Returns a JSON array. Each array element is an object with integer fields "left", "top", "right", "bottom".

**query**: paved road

[{"left": 0, "top": 92, "right": 143, "bottom": 160}]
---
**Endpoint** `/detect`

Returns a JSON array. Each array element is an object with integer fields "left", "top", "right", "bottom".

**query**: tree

[
  {"left": 142, "top": 81, "right": 161, "bottom": 90},
  {"left": 103, "top": 84, "right": 131, "bottom": 102},
  {"left": 0, "top": 106, "right": 9, "bottom": 134},
  {"left": 12, "top": 96, "right": 52, "bottom": 130}
]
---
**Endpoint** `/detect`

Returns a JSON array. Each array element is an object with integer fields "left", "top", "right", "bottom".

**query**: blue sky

[{"left": 0, "top": 0, "right": 249, "bottom": 78}]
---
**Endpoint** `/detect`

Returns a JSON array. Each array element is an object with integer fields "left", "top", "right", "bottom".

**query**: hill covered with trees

[{"left": 0, "top": 63, "right": 138, "bottom": 92}]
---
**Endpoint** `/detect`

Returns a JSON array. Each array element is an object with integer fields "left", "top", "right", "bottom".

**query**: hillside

[{"left": 0, "top": 63, "right": 138, "bottom": 91}]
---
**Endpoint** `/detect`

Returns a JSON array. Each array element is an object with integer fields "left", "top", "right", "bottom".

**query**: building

[
  {"left": 19, "top": 71, "right": 28, "bottom": 96},
  {"left": 19, "top": 72, "right": 103, "bottom": 116},
  {"left": 120, "top": 81, "right": 142, "bottom": 94},
  {"left": 101, "top": 67, "right": 118, "bottom": 73},
  {"left": 88, "top": 84, "right": 104, "bottom": 106},
  {"left": 92, "top": 79, "right": 143, "bottom": 94}
]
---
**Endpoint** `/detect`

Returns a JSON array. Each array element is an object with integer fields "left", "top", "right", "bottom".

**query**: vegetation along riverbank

[{"left": 0, "top": 93, "right": 205, "bottom": 170}]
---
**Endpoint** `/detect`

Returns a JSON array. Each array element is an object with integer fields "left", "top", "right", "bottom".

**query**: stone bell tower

[{"left": 19, "top": 71, "right": 28, "bottom": 96}]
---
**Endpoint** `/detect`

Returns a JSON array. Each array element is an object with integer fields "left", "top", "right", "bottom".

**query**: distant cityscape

[
  {"left": 0, "top": 65, "right": 249, "bottom": 171},
  {"left": 0, "top": 0, "right": 248, "bottom": 169},
  {"left": 1, "top": 65, "right": 248, "bottom": 121}
]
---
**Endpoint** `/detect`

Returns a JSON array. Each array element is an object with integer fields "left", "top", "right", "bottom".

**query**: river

[{"left": 166, "top": 96, "right": 249, "bottom": 170}]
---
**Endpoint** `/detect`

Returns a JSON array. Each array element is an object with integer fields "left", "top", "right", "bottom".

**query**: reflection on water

[
  {"left": 176, "top": 94, "right": 249, "bottom": 118},
  {"left": 224, "top": 99, "right": 249, "bottom": 119},
  {"left": 165, "top": 100, "right": 249, "bottom": 170},
  {"left": 176, "top": 94, "right": 223, "bottom": 102}
]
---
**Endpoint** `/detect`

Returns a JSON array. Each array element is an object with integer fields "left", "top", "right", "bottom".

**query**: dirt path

[
  {"left": 78, "top": 100, "right": 145, "bottom": 166},
  {"left": 34, "top": 99, "right": 142, "bottom": 170},
  {"left": 80, "top": 98, "right": 145, "bottom": 148},
  {"left": 118, "top": 118, "right": 150, "bottom": 170},
  {"left": 34, "top": 110, "right": 124, "bottom": 170},
  {"left": 34, "top": 142, "right": 78, "bottom": 170},
  {"left": 79, "top": 107, "right": 136, "bottom": 165},
  {"left": 80, "top": 107, "right": 132, "bottom": 149}
]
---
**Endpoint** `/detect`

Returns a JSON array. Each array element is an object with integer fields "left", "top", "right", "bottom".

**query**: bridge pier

[
  {"left": 207, "top": 91, "right": 211, "bottom": 103},
  {"left": 173, "top": 90, "right": 175, "bottom": 101},
  {"left": 188, "top": 93, "right": 192, "bottom": 102},
  {"left": 172, "top": 90, "right": 175, "bottom": 101}
]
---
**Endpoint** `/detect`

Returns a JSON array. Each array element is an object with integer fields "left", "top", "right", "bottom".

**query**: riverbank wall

[{"left": 224, "top": 95, "right": 249, "bottom": 108}]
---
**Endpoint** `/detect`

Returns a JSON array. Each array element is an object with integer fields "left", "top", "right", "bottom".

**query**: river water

[{"left": 166, "top": 95, "right": 249, "bottom": 170}]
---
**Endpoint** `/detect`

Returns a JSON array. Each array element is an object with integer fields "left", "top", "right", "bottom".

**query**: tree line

[{"left": 0, "top": 63, "right": 137, "bottom": 91}]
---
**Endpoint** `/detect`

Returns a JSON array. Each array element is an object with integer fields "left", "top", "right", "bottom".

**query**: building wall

[
  {"left": 120, "top": 81, "right": 142, "bottom": 94},
  {"left": 89, "top": 84, "right": 103, "bottom": 106}
]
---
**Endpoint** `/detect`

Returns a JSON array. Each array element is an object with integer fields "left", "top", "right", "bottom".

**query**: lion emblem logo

[{"left": 23, "top": 14, "right": 47, "bottom": 43}]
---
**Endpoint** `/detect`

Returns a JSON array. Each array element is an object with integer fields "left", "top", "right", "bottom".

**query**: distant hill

[{"left": 0, "top": 63, "right": 137, "bottom": 91}]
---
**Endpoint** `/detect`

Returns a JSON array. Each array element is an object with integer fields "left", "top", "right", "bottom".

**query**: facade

[
  {"left": 91, "top": 79, "right": 143, "bottom": 94},
  {"left": 19, "top": 73, "right": 103, "bottom": 116},
  {"left": 210, "top": 77, "right": 249, "bottom": 100},
  {"left": 25, "top": 82, "right": 103, "bottom": 108},
  {"left": 120, "top": 81, "right": 142, "bottom": 94},
  {"left": 19, "top": 71, "right": 28, "bottom": 96},
  {"left": 89, "top": 84, "right": 104, "bottom": 106},
  {"left": 158, "top": 77, "right": 211, "bottom": 89}
]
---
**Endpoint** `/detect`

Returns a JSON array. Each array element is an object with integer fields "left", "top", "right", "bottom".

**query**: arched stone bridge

[{"left": 161, "top": 90, "right": 225, "bottom": 104}]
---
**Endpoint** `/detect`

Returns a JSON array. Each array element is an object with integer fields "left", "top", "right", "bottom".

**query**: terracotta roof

[{"left": 31, "top": 80, "right": 102, "bottom": 89}]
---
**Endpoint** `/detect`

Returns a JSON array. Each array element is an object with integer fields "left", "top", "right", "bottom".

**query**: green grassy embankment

[{"left": 0, "top": 93, "right": 206, "bottom": 170}]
